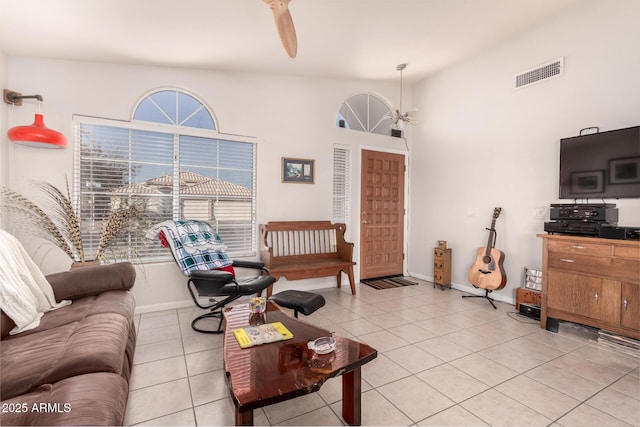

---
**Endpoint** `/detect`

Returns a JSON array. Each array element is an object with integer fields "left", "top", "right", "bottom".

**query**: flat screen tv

[{"left": 559, "top": 126, "right": 640, "bottom": 200}]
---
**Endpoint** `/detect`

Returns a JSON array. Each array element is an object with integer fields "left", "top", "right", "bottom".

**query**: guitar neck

[
  {"left": 484, "top": 215, "right": 499, "bottom": 257},
  {"left": 485, "top": 208, "right": 502, "bottom": 257}
]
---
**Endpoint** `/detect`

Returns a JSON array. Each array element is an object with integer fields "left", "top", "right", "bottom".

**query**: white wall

[
  {"left": 408, "top": 0, "right": 640, "bottom": 304},
  {"left": 3, "top": 58, "right": 403, "bottom": 311},
  {"left": 0, "top": 49, "right": 7, "bottom": 190}
]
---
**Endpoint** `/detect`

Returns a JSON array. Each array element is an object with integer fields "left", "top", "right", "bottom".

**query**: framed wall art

[{"left": 282, "top": 158, "right": 314, "bottom": 183}]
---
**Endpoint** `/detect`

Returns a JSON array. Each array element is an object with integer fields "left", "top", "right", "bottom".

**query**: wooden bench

[{"left": 259, "top": 221, "right": 356, "bottom": 296}]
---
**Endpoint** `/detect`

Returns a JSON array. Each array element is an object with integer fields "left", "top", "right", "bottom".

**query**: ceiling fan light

[{"left": 7, "top": 114, "right": 68, "bottom": 149}]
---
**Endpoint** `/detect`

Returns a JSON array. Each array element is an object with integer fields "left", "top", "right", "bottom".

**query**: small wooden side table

[{"left": 434, "top": 244, "right": 452, "bottom": 290}]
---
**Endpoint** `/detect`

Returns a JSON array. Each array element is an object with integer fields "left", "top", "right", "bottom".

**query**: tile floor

[{"left": 124, "top": 280, "right": 640, "bottom": 426}]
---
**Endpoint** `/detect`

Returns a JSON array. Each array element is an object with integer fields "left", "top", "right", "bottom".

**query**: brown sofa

[{"left": 0, "top": 262, "right": 137, "bottom": 426}]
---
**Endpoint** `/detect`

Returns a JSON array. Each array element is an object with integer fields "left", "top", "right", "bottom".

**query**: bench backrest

[{"left": 260, "top": 221, "right": 352, "bottom": 265}]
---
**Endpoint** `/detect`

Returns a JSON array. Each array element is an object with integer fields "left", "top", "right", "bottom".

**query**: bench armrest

[{"left": 46, "top": 262, "right": 136, "bottom": 301}]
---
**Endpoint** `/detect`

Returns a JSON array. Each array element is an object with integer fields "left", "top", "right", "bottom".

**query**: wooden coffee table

[{"left": 223, "top": 301, "right": 377, "bottom": 426}]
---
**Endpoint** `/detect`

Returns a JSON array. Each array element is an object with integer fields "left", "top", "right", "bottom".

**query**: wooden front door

[{"left": 360, "top": 149, "right": 405, "bottom": 280}]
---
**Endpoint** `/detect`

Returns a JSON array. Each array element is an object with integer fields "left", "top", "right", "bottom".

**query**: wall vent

[{"left": 514, "top": 57, "right": 564, "bottom": 89}]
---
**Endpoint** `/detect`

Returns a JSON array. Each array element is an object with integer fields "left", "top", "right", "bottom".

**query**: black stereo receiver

[
  {"left": 599, "top": 225, "right": 640, "bottom": 240},
  {"left": 544, "top": 221, "right": 603, "bottom": 236},
  {"left": 550, "top": 204, "right": 618, "bottom": 223}
]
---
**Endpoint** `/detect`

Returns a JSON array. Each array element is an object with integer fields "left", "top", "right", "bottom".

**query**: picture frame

[
  {"left": 570, "top": 170, "right": 604, "bottom": 193},
  {"left": 609, "top": 157, "right": 640, "bottom": 184},
  {"left": 282, "top": 158, "right": 315, "bottom": 183},
  {"left": 437, "top": 240, "right": 448, "bottom": 249}
]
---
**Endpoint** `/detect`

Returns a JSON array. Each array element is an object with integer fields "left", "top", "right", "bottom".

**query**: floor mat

[{"left": 361, "top": 275, "right": 418, "bottom": 290}]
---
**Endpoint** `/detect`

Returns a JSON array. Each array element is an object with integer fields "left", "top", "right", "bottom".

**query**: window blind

[
  {"left": 332, "top": 144, "right": 351, "bottom": 240},
  {"left": 74, "top": 115, "right": 257, "bottom": 263}
]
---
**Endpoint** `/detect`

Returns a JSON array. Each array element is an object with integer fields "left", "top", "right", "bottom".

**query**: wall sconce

[{"left": 3, "top": 89, "right": 68, "bottom": 149}]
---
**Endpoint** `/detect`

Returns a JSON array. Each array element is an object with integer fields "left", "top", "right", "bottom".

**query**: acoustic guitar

[{"left": 467, "top": 207, "right": 507, "bottom": 291}]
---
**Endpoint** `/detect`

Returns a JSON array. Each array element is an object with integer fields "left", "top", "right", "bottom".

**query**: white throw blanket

[{"left": 0, "top": 229, "right": 71, "bottom": 335}]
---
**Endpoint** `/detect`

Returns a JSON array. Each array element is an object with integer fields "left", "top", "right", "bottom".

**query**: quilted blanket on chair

[{"left": 146, "top": 220, "right": 232, "bottom": 275}]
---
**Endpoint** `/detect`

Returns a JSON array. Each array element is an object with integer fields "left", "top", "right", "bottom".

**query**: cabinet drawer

[
  {"left": 434, "top": 248, "right": 445, "bottom": 258},
  {"left": 549, "top": 253, "right": 639, "bottom": 283},
  {"left": 547, "top": 240, "right": 612, "bottom": 257},
  {"left": 615, "top": 245, "right": 640, "bottom": 260},
  {"left": 548, "top": 253, "right": 612, "bottom": 273}
]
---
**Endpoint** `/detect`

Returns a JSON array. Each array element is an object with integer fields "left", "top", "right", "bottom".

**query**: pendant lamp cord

[
  {"left": 396, "top": 63, "right": 407, "bottom": 117},
  {"left": 399, "top": 68, "right": 403, "bottom": 114}
]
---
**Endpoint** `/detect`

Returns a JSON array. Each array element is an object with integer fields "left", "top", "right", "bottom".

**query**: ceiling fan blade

[{"left": 263, "top": 0, "right": 297, "bottom": 58}]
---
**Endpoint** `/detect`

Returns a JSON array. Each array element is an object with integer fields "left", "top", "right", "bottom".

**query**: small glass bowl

[
  {"left": 307, "top": 336, "right": 337, "bottom": 354},
  {"left": 249, "top": 296, "right": 266, "bottom": 314}
]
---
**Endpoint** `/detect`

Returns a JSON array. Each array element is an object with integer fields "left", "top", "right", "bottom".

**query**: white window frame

[
  {"left": 73, "top": 112, "right": 257, "bottom": 263},
  {"left": 337, "top": 93, "right": 393, "bottom": 136},
  {"left": 332, "top": 144, "right": 351, "bottom": 241}
]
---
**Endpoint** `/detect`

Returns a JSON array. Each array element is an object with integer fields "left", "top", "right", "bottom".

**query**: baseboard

[
  {"left": 134, "top": 280, "right": 339, "bottom": 315},
  {"left": 134, "top": 276, "right": 514, "bottom": 314},
  {"left": 135, "top": 299, "right": 193, "bottom": 315},
  {"left": 407, "top": 271, "right": 515, "bottom": 306}
]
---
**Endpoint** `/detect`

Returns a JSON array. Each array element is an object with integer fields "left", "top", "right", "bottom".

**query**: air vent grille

[{"left": 515, "top": 57, "right": 564, "bottom": 89}]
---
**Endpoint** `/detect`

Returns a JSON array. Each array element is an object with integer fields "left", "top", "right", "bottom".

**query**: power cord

[{"left": 506, "top": 311, "right": 539, "bottom": 324}]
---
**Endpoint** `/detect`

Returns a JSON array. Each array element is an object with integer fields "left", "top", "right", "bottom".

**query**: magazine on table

[{"left": 233, "top": 322, "right": 293, "bottom": 348}]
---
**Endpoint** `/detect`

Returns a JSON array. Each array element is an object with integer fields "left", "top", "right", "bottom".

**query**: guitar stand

[{"left": 462, "top": 288, "right": 497, "bottom": 309}]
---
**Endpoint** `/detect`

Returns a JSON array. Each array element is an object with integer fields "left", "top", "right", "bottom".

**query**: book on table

[{"left": 233, "top": 322, "right": 293, "bottom": 348}]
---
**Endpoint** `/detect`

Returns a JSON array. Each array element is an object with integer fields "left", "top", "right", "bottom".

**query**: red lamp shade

[{"left": 7, "top": 114, "right": 68, "bottom": 149}]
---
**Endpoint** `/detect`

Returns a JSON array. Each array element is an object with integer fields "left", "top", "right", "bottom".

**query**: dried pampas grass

[{"left": 1, "top": 181, "right": 142, "bottom": 262}]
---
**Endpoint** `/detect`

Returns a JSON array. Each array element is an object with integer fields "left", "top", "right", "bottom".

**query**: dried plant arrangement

[{"left": 0, "top": 181, "right": 142, "bottom": 263}]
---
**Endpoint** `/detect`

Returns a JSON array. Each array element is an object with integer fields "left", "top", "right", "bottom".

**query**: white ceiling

[{"left": 0, "top": 0, "right": 581, "bottom": 83}]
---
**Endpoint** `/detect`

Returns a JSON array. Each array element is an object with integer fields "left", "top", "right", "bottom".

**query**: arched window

[
  {"left": 337, "top": 93, "right": 393, "bottom": 136},
  {"left": 75, "top": 89, "right": 256, "bottom": 261},
  {"left": 133, "top": 89, "right": 216, "bottom": 130}
]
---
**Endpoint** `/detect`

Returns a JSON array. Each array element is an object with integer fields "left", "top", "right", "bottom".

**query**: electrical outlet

[
  {"left": 466, "top": 208, "right": 479, "bottom": 217},
  {"left": 533, "top": 208, "right": 547, "bottom": 219}
]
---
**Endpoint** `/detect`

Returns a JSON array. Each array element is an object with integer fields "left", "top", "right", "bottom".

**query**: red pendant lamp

[{"left": 4, "top": 89, "right": 68, "bottom": 149}]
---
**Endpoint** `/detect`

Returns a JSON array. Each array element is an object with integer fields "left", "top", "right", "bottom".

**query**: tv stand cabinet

[{"left": 537, "top": 234, "right": 639, "bottom": 340}]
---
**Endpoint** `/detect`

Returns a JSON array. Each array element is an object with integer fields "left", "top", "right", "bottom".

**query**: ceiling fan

[
  {"left": 389, "top": 63, "right": 417, "bottom": 128},
  {"left": 262, "top": 0, "right": 297, "bottom": 58}
]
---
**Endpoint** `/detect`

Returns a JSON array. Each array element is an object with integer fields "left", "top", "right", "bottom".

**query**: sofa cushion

[
  {"left": 3, "top": 290, "right": 135, "bottom": 339},
  {"left": 46, "top": 262, "right": 136, "bottom": 301},
  {"left": 0, "top": 372, "right": 129, "bottom": 426},
  {"left": 1, "top": 312, "right": 131, "bottom": 400}
]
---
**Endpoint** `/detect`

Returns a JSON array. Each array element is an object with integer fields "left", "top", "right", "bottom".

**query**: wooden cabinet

[
  {"left": 433, "top": 247, "right": 452, "bottom": 289},
  {"left": 621, "top": 282, "right": 640, "bottom": 330},
  {"left": 538, "top": 234, "right": 640, "bottom": 339}
]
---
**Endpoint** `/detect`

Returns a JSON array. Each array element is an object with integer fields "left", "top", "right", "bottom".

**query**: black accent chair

[{"left": 187, "top": 260, "right": 275, "bottom": 334}]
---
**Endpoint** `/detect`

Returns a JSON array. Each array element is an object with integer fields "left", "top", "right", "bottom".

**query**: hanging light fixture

[
  {"left": 4, "top": 89, "right": 68, "bottom": 149},
  {"left": 389, "top": 63, "right": 417, "bottom": 130}
]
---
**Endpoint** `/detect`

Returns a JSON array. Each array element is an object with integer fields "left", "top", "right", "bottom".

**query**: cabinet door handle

[
  {"left": 560, "top": 258, "right": 575, "bottom": 263},
  {"left": 570, "top": 245, "right": 585, "bottom": 249},
  {"left": 624, "top": 297, "right": 628, "bottom": 311},
  {"left": 595, "top": 292, "right": 599, "bottom": 303}
]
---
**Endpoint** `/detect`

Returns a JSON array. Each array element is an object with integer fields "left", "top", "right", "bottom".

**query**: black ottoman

[{"left": 269, "top": 290, "right": 326, "bottom": 318}]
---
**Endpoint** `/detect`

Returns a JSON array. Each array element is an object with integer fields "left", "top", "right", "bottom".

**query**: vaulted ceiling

[{"left": 0, "top": 0, "right": 581, "bottom": 82}]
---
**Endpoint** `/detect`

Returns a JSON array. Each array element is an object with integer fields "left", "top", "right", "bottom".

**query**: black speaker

[
  {"left": 391, "top": 129, "right": 402, "bottom": 138},
  {"left": 599, "top": 225, "right": 640, "bottom": 240}
]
